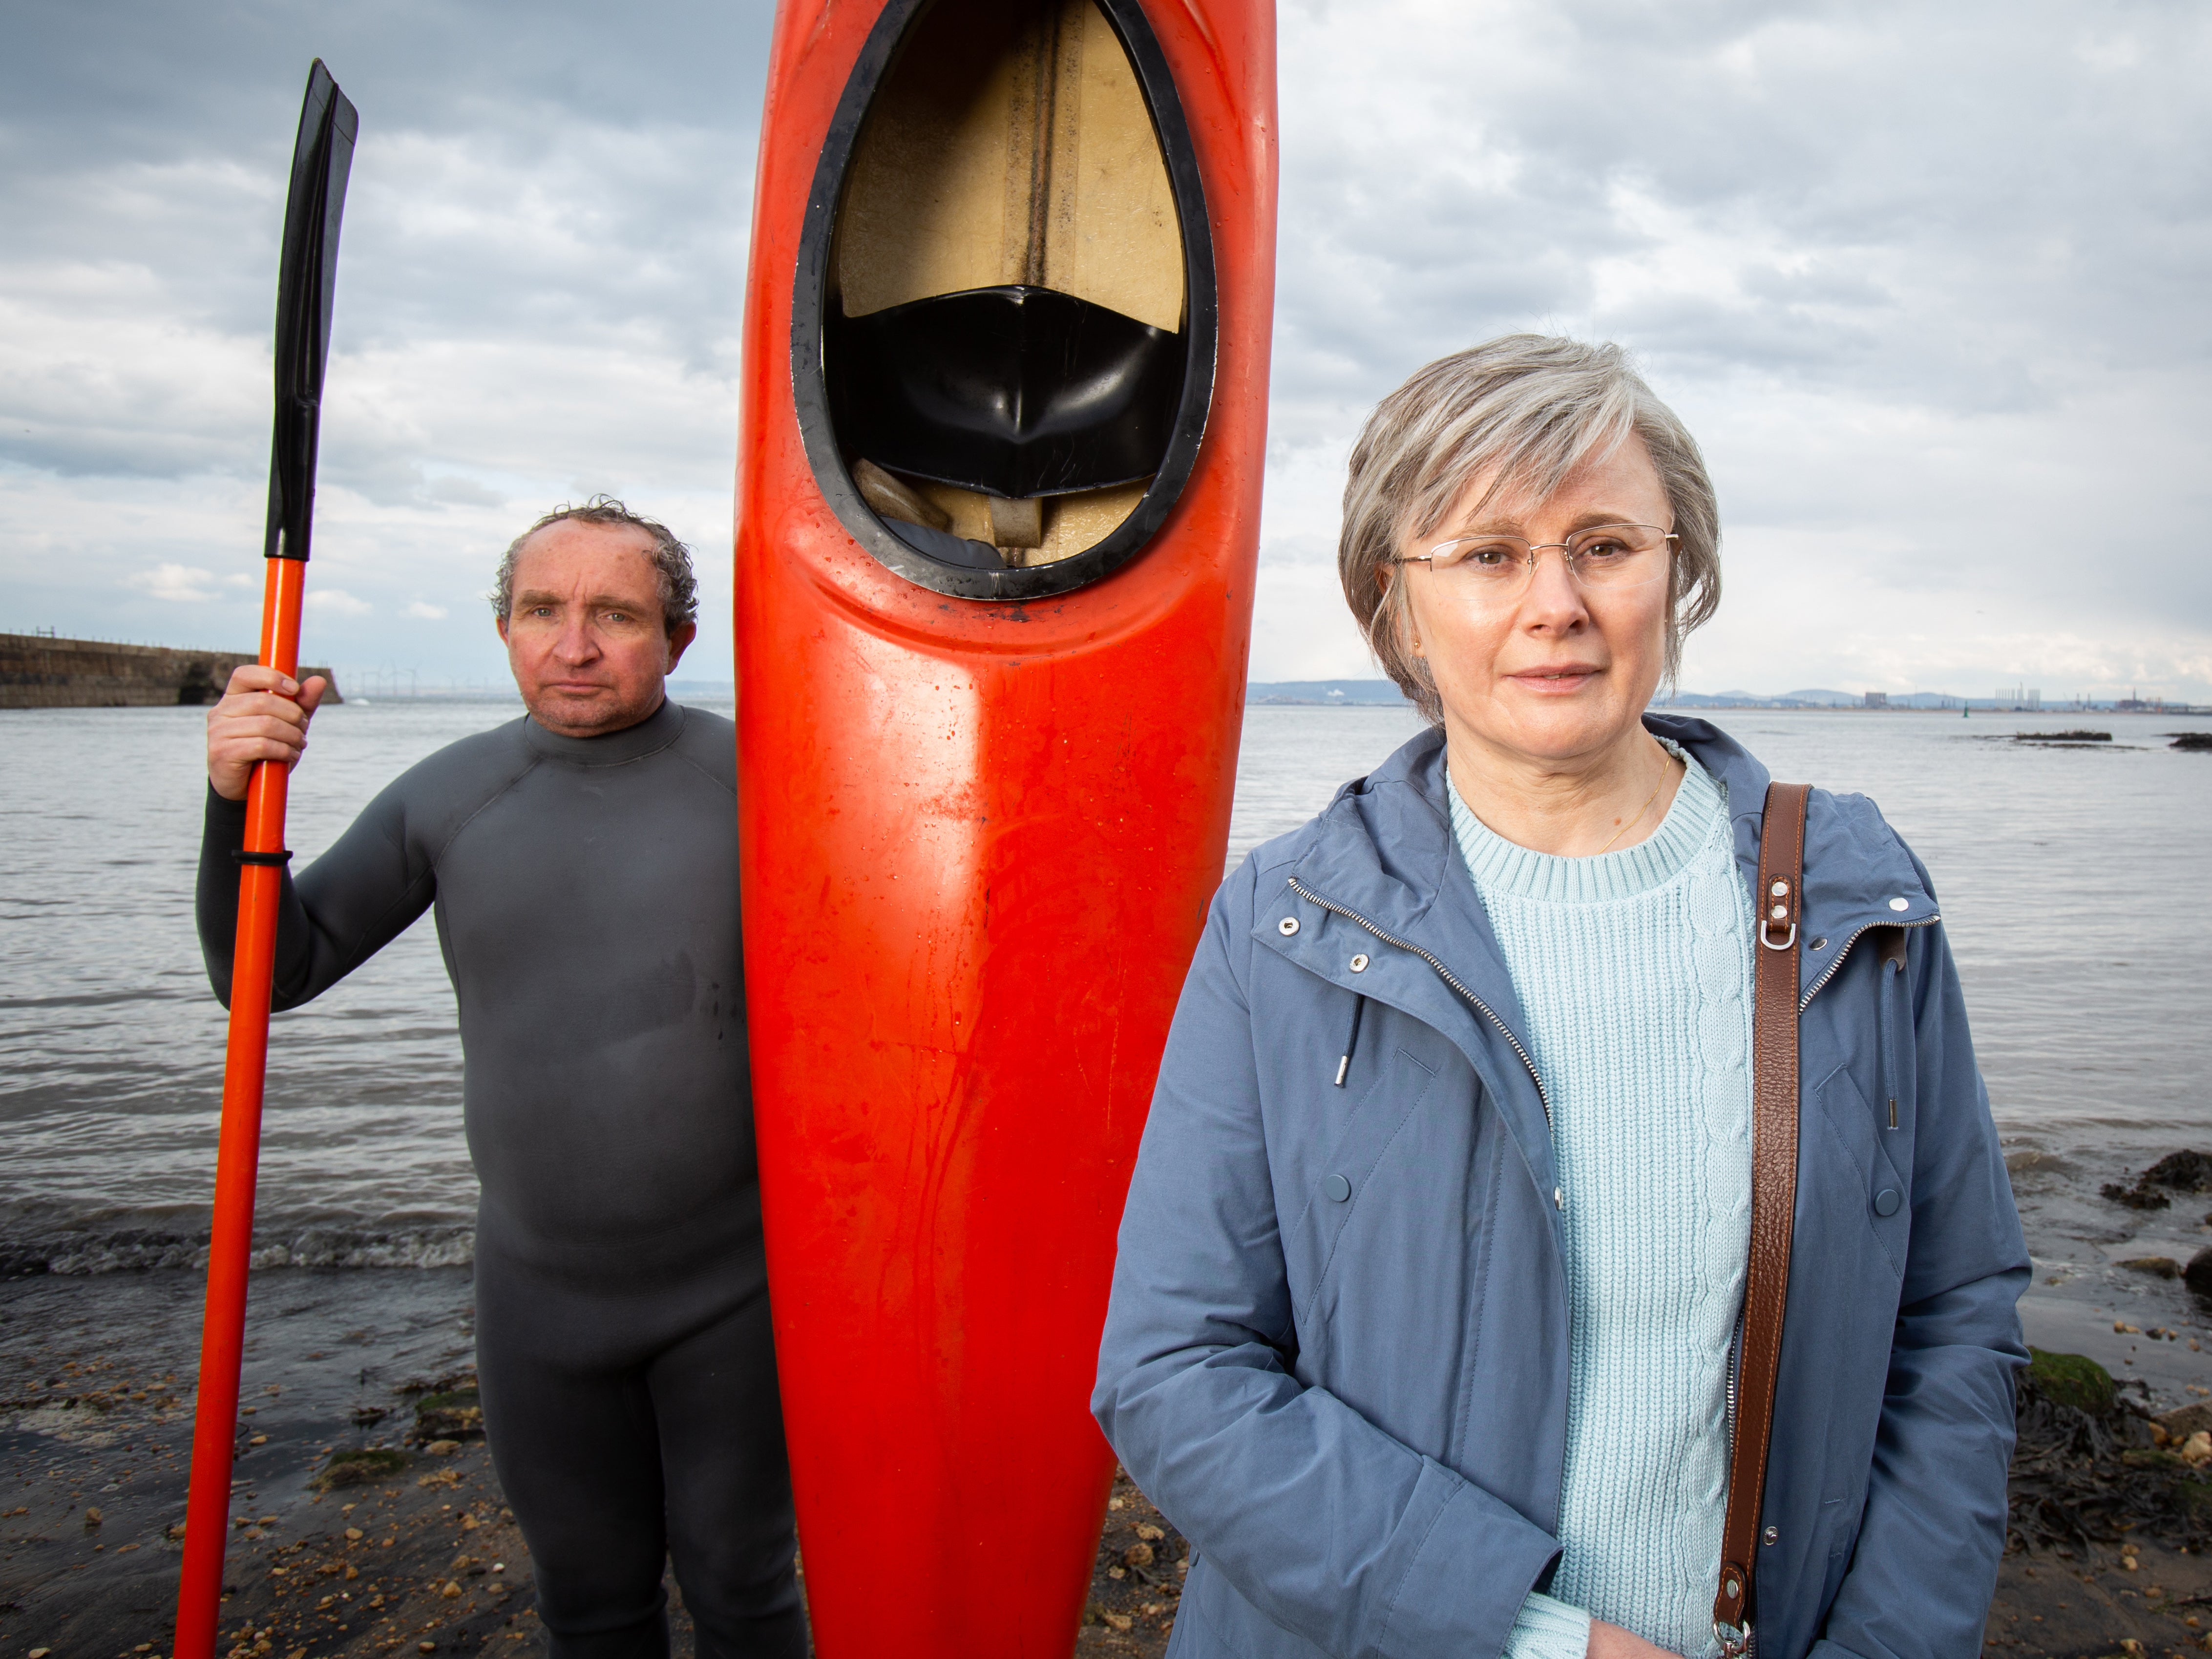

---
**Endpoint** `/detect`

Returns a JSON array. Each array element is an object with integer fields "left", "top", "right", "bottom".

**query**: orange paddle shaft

[{"left": 173, "top": 554, "right": 305, "bottom": 1659}]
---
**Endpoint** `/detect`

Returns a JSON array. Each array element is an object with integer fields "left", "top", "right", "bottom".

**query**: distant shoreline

[
  {"left": 1244, "top": 679, "right": 2211, "bottom": 714},
  {"left": 0, "top": 633, "right": 342, "bottom": 711}
]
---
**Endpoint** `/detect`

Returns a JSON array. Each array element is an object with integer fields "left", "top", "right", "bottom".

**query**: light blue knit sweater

[{"left": 1446, "top": 748, "right": 1753, "bottom": 1659}]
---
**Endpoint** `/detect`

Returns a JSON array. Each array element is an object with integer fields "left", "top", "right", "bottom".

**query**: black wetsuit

[{"left": 196, "top": 699, "right": 804, "bottom": 1659}]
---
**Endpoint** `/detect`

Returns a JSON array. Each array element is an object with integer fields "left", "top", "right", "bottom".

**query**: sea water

[{"left": 3, "top": 700, "right": 2209, "bottom": 1317}]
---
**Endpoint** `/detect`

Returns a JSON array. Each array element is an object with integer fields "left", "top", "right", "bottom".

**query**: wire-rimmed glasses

[{"left": 1391, "top": 523, "right": 1678, "bottom": 602}]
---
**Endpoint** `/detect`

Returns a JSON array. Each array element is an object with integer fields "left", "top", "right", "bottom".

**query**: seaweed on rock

[{"left": 2008, "top": 1347, "right": 2212, "bottom": 1555}]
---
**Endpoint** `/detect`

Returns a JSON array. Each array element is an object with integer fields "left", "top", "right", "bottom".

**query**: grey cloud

[
  {"left": 5, "top": 0, "right": 2211, "bottom": 693},
  {"left": 1273, "top": 0, "right": 2212, "bottom": 403},
  {"left": 1, "top": 0, "right": 770, "bottom": 491}
]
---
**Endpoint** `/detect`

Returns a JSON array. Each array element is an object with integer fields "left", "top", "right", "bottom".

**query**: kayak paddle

[{"left": 173, "top": 59, "right": 358, "bottom": 1659}]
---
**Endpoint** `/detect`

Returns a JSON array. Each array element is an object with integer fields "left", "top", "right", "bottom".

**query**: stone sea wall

[{"left": 0, "top": 633, "right": 341, "bottom": 710}]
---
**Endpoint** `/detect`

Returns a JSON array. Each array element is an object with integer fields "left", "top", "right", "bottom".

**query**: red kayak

[{"left": 735, "top": 0, "right": 1275, "bottom": 1650}]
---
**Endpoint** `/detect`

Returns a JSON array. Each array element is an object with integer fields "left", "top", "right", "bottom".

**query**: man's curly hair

[{"left": 491, "top": 496, "right": 698, "bottom": 636}]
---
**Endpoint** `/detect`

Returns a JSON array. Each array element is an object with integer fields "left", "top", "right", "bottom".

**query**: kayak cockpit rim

[{"left": 790, "top": 0, "right": 1220, "bottom": 603}]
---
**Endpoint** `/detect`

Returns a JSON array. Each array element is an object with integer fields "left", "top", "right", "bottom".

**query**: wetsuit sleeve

[
  {"left": 196, "top": 779, "right": 437, "bottom": 1012},
  {"left": 1811, "top": 869, "right": 2028, "bottom": 1659}
]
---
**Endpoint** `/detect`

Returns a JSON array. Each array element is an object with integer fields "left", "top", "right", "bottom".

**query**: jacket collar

[
  {"left": 1255, "top": 714, "right": 1940, "bottom": 1203},
  {"left": 1647, "top": 713, "right": 1941, "bottom": 1007},
  {"left": 1261, "top": 724, "right": 1555, "bottom": 1209}
]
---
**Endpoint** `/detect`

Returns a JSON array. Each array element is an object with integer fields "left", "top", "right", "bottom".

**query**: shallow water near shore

[{"left": 2, "top": 699, "right": 2211, "bottom": 1392}]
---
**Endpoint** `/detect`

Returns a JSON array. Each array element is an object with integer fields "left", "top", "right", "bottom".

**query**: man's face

[{"left": 497, "top": 520, "right": 697, "bottom": 738}]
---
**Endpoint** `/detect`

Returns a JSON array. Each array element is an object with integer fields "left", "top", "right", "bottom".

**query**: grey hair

[
  {"left": 491, "top": 496, "right": 699, "bottom": 635},
  {"left": 1338, "top": 335, "right": 1721, "bottom": 724}
]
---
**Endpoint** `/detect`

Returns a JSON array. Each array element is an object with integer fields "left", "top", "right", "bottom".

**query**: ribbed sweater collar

[{"left": 1446, "top": 741, "right": 1725, "bottom": 904}]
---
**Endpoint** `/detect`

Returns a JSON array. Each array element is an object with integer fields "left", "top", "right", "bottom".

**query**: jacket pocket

[
  {"left": 1813, "top": 1062, "right": 1909, "bottom": 1278},
  {"left": 1291, "top": 1046, "right": 1440, "bottom": 1319}
]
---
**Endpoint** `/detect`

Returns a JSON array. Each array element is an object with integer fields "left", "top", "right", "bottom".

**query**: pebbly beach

[
  {"left": 0, "top": 1265, "right": 1188, "bottom": 1659},
  {"left": 19, "top": 1150, "right": 2212, "bottom": 1659}
]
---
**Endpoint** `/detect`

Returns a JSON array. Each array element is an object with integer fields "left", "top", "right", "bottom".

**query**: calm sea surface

[{"left": 2, "top": 700, "right": 2209, "bottom": 1289}]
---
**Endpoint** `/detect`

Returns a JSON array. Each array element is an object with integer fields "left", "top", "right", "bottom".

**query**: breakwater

[{"left": 0, "top": 633, "right": 341, "bottom": 710}]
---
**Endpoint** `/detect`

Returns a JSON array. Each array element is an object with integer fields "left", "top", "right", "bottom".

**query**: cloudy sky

[{"left": 6, "top": 0, "right": 2210, "bottom": 700}]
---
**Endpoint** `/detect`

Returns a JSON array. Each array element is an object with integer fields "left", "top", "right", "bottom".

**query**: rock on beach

[{"left": 2102, "top": 1150, "right": 2212, "bottom": 1212}]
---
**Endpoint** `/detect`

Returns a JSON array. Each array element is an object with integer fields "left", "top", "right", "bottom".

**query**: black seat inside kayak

[
  {"left": 885, "top": 518, "right": 1007, "bottom": 569},
  {"left": 826, "top": 284, "right": 1184, "bottom": 500}
]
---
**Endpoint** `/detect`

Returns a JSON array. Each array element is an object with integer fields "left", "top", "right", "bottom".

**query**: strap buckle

[
  {"left": 1759, "top": 869, "right": 1797, "bottom": 951},
  {"left": 1714, "top": 1619, "right": 1752, "bottom": 1657}
]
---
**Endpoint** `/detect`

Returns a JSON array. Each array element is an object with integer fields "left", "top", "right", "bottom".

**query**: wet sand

[
  {"left": 0, "top": 1268, "right": 530, "bottom": 1659},
  {"left": 1988, "top": 1539, "right": 2212, "bottom": 1656}
]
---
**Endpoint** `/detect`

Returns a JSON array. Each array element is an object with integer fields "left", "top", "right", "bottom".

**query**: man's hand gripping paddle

[{"left": 173, "top": 61, "right": 357, "bottom": 1659}]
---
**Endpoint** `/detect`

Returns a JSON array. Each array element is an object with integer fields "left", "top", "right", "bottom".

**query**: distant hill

[
  {"left": 1246, "top": 679, "right": 1411, "bottom": 706},
  {"left": 1660, "top": 690, "right": 2015, "bottom": 710},
  {"left": 1252, "top": 681, "right": 1935, "bottom": 711},
  {"left": 1254, "top": 681, "right": 1887, "bottom": 710},
  {"left": 1780, "top": 688, "right": 1863, "bottom": 707},
  {"left": 1241, "top": 680, "right": 2182, "bottom": 714},
  {"left": 1250, "top": 682, "right": 1886, "bottom": 710},
  {"left": 1660, "top": 688, "right": 1862, "bottom": 709}
]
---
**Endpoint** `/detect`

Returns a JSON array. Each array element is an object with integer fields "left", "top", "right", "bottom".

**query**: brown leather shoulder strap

[{"left": 1713, "top": 780, "right": 1810, "bottom": 1657}]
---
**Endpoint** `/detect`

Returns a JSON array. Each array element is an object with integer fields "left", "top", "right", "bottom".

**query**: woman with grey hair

[{"left": 1093, "top": 336, "right": 2025, "bottom": 1659}]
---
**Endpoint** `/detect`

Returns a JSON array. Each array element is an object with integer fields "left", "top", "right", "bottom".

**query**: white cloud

[
  {"left": 126, "top": 562, "right": 217, "bottom": 602},
  {"left": 403, "top": 600, "right": 448, "bottom": 620},
  {"left": 307, "top": 588, "right": 372, "bottom": 616}
]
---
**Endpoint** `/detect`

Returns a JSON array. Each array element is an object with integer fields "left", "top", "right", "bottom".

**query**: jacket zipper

[
  {"left": 1721, "top": 1307, "right": 1747, "bottom": 1645},
  {"left": 1719, "top": 1306, "right": 1760, "bottom": 1657},
  {"left": 1284, "top": 877, "right": 1559, "bottom": 1206},
  {"left": 1725, "top": 1316, "right": 1741, "bottom": 1452},
  {"left": 1798, "top": 915, "right": 1939, "bottom": 1011}
]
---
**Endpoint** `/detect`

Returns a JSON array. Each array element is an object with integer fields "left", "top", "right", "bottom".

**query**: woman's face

[{"left": 1393, "top": 436, "right": 1675, "bottom": 772}]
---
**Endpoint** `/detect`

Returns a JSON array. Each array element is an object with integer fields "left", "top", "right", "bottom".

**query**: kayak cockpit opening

[{"left": 794, "top": 0, "right": 1217, "bottom": 601}]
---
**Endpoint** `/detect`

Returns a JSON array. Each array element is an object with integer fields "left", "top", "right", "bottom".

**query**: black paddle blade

[{"left": 263, "top": 60, "right": 358, "bottom": 563}]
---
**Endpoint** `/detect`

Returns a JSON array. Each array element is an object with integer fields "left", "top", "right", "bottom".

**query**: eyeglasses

[{"left": 1391, "top": 523, "right": 1678, "bottom": 600}]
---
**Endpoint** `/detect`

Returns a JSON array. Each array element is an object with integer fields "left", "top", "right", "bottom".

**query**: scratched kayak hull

[{"left": 736, "top": 0, "right": 1276, "bottom": 1650}]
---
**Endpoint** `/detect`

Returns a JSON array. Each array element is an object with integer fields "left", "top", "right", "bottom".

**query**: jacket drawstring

[
  {"left": 1878, "top": 927, "right": 1908, "bottom": 1129},
  {"left": 1333, "top": 994, "right": 1367, "bottom": 1088}
]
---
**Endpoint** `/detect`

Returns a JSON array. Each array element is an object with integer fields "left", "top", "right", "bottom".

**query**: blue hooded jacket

[{"left": 1093, "top": 716, "right": 2028, "bottom": 1659}]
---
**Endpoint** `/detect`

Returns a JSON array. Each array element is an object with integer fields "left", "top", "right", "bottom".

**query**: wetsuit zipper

[{"left": 1284, "top": 876, "right": 1559, "bottom": 1206}]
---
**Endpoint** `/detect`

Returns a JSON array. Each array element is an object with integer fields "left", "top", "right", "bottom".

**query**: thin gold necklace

[{"left": 1593, "top": 757, "right": 1677, "bottom": 855}]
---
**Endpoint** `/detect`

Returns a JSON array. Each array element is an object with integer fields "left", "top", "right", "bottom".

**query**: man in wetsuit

[{"left": 197, "top": 501, "right": 803, "bottom": 1659}]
